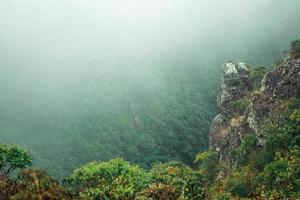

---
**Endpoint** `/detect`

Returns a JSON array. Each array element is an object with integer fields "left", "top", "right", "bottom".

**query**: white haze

[{"left": 1, "top": 0, "right": 299, "bottom": 74}]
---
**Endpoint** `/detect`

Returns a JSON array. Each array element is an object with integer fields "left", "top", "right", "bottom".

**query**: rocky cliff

[{"left": 209, "top": 41, "right": 300, "bottom": 166}]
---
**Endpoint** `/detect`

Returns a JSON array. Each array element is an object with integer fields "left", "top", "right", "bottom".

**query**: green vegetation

[
  {"left": 0, "top": 97, "right": 299, "bottom": 199},
  {"left": 0, "top": 10, "right": 296, "bottom": 178},
  {"left": 212, "top": 99, "right": 300, "bottom": 199},
  {"left": 227, "top": 98, "right": 248, "bottom": 115},
  {"left": 11, "top": 169, "right": 73, "bottom": 200},
  {"left": 249, "top": 66, "right": 268, "bottom": 90},
  {"left": 0, "top": 144, "right": 32, "bottom": 176},
  {"left": 1, "top": 4, "right": 300, "bottom": 200},
  {"left": 1, "top": 47, "right": 299, "bottom": 198},
  {"left": 291, "top": 40, "right": 300, "bottom": 55},
  {"left": 66, "top": 158, "right": 150, "bottom": 200},
  {"left": 0, "top": 63, "right": 217, "bottom": 177}
]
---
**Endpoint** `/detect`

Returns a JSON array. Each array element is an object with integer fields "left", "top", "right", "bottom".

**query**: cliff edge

[{"left": 210, "top": 41, "right": 300, "bottom": 166}]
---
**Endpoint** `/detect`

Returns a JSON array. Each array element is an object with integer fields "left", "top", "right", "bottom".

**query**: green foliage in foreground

[
  {"left": 60, "top": 96, "right": 300, "bottom": 200},
  {"left": 0, "top": 168, "right": 73, "bottom": 199},
  {"left": 65, "top": 158, "right": 151, "bottom": 200},
  {"left": 214, "top": 99, "right": 300, "bottom": 200},
  {"left": 0, "top": 99, "right": 299, "bottom": 199},
  {"left": 65, "top": 159, "right": 208, "bottom": 200},
  {"left": 0, "top": 98, "right": 299, "bottom": 199},
  {"left": 0, "top": 144, "right": 32, "bottom": 176}
]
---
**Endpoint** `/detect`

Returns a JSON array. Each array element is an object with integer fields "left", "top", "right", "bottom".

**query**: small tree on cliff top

[{"left": 0, "top": 144, "right": 32, "bottom": 176}]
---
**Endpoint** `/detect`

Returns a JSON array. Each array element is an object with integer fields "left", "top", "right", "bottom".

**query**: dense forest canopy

[{"left": 0, "top": 0, "right": 300, "bottom": 177}]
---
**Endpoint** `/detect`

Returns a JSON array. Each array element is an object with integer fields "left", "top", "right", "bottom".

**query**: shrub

[
  {"left": 136, "top": 182, "right": 181, "bottom": 200},
  {"left": 66, "top": 158, "right": 151, "bottom": 200},
  {"left": 225, "top": 165, "right": 262, "bottom": 198},
  {"left": 291, "top": 40, "right": 300, "bottom": 53},
  {"left": 0, "top": 176, "right": 18, "bottom": 199},
  {"left": 249, "top": 66, "right": 267, "bottom": 90},
  {"left": 215, "top": 193, "right": 232, "bottom": 200},
  {"left": 261, "top": 149, "right": 300, "bottom": 199},
  {"left": 195, "top": 151, "right": 219, "bottom": 185},
  {"left": 237, "top": 134, "right": 258, "bottom": 166},
  {"left": 227, "top": 98, "right": 248, "bottom": 115},
  {"left": 12, "top": 169, "right": 73, "bottom": 200},
  {"left": 0, "top": 144, "right": 32, "bottom": 176},
  {"left": 149, "top": 161, "right": 204, "bottom": 199}
]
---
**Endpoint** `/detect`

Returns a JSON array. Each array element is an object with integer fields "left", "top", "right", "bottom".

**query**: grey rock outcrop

[
  {"left": 210, "top": 62, "right": 252, "bottom": 164},
  {"left": 217, "top": 62, "right": 252, "bottom": 116},
  {"left": 248, "top": 56, "right": 300, "bottom": 142},
  {"left": 209, "top": 50, "right": 300, "bottom": 165}
]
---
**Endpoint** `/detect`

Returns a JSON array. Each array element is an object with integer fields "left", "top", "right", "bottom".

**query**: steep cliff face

[
  {"left": 210, "top": 44, "right": 300, "bottom": 165},
  {"left": 209, "top": 62, "right": 253, "bottom": 164},
  {"left": 248, "top": 56, "right": 300, "bottom": 141}
]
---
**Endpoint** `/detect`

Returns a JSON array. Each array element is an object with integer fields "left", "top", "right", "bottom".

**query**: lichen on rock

[
  {"left": 211, "top": 61, "right": 253, "bottom": 164},
  {"left": 209, "top": 44, "right": 300, "bottom": 167}
]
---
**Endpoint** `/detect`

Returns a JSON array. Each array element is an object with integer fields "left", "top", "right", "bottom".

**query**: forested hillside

[
  {"left": 0, "top": 40, "right": 293, "bottom": 177},
  {"left": 0, "top": 40, "right": 299, "bottom": 200}
]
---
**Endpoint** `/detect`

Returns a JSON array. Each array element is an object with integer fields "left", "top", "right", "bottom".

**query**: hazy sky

[
  {"left": 1, "top": 0, "right": 300, "bottom": 75},
  {"left": 1, "top": 0, "right": 300, "bottom": 124},
  {"left": 1, "top": 0, "right": 300, "bottom": 125}
]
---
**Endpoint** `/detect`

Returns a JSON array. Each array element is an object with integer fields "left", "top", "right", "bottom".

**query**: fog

[{"left": 0, "top": 0, "right": 300, "bottom": 177}]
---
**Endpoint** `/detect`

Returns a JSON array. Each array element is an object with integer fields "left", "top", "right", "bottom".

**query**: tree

[
  {"left": 148, "top": 161, "right": 204, "bottom": 199},
  {"left": 0, "top": 144, "right": 32, "bottom": 176},
  {"left": 12, "top": 169, "right": 73, "bottom": 200},
  {"left": 261, "top": 149, "right": 300, "bottom": 199},
  {"left": 65, "top": 158, "right": 151, "bottom": 200},
  {"left": 195, "top": 151, "right": 220, "bottom": 184}
]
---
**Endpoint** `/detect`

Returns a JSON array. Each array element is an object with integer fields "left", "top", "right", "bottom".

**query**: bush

[
  {"left": 12, "top": 169, "right": 73, "bottom": 200},
  {"left": 0, "top": 176, "right": 18, "bottom": 199},
  {"left": 215, "top": 193, "right": 232, "bottom": 200},
  {"left": 291, "top": 40, "right": 300, "bottom": 53},
  {"left": 0, "top": 144, "right": 32, "bottom": 176},
  {"left": 195, "top": 151, "right": 219, "bottom": 184},
  {"left": 227, "top": 98, "right": 248, "bottom": 115},
  {"left": 249, "top": 66, "right": 267, "bottom": 90},
  {"left": 261, "top": 149, "right": 300, "bottom": 199},
  {"left": 136, "top": 182, "right": 181, "bottom": 200},
  {"left": 225, "top": 167, "right": 251, "bottom": 198},
  {"left": 237, "top": 134, "right": 258, "bottom": 166},
  {"left": 66, "top": 158, "right": 151, "bottom": 200},
  {"left": 150, "top": 161, "right": 204, "bottom": 199}
]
